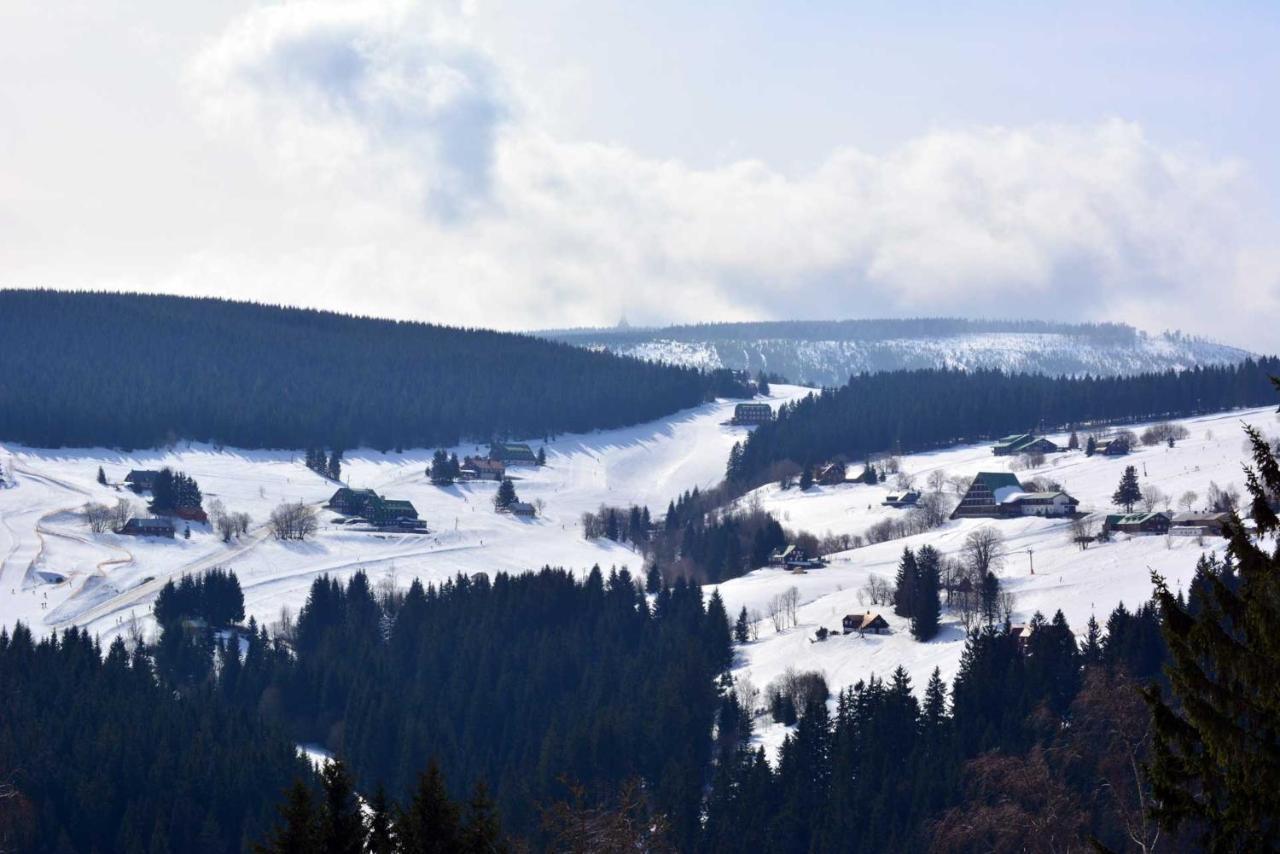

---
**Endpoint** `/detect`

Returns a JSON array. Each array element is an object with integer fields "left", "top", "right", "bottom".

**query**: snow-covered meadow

[{"left": 0, "top": 386, "right": 1274, "bottom": 759}]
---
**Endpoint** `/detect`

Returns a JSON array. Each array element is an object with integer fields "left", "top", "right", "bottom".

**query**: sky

[{"left": 1, "top": 0, "right": 1277, "bottom": 349}]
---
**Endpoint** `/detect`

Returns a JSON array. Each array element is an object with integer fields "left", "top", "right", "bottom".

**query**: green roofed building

[{"left": 489, "top": 442, "right": 539, "bottom": 465}]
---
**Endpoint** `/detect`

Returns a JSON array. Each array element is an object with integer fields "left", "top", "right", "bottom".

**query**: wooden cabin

[
  {"left": 842, "top": 613, "right": 889, "bottom": 635},
  {"left": 119, "top": 517, "right": 175, "bottom": 538}
]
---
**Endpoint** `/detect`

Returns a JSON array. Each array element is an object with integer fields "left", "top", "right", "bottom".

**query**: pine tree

[
  {"left": 536, "top": 446, "right": 547, "bottom": 466},
  {"left": 97, "top": 465, "right": 107, "bottom": 485},
  {"left": 318, "top": 761, "right": 364, "bottom": 854},
  {"left": 1145, "top": 411, "right": 1280, "bottom": 849},
  {"left": 493, "top": 478, "right": 517, "bottom": 510},
  {"left": 328, "top": 450, "right": 342, "bottom": 481},
  {"left": 1112, "top": 465, "right": 1142, "bottom": 512},
  {"left": 1085, "top": 435, "right": 1097, "bottom": 457},
  {"left": 756, "top": 371, "right": 771, "bottom": 397},
  {"left": 734, "top": 606, "right": 750, "bottom": 644},
  {"left": 981, "top": 571, "right": 1001, "bottom": 627},
  {"left": 1067, "top": 430, "right": 1079, "bottom": 451},
  {"left": 799, "top": 464, "right": 813, "bottom": 491},
  {"left": 893, "top": 547, "right": 918, "bottom": 618},
  {"left": 646, "top": 564, "right": 662, "bottom": 595},
  {"left": 258, "top": 780, "right": 319, "bottom": 854},
  {"left": 397, "top": 761, "right": 462, "bottom": 854},
  {"left": 911, "top": 545, "right": 941, "bottom": 641},
  {"left": 365, "top": 787, "right": 395, "bottom": 854},
  {"left": 430, "top": 449, "right": 454, "bottom": 486},
  {"left": 460, "top": 781, "right": 506, "bottom": 854},
  {"left": 1080, "top": 614, "right": 1102, "bottom": 664}
]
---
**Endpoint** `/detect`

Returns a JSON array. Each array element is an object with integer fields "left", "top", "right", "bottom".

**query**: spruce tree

[
  {"left": 1085, "top": 435, "right": 1097, "bottom": 457},
  {"left": 646, "top": 564, "right": 663, "bottom": 595},
  {"left": 365, "top": 787, "right": 395, "bottom": 854},
  {"left": 397, "top": 761, "right": 462, "bottom": 854},
  {"left": 493, "top": 478, "right": 517, "bottom": 510},
  {"left": 318, "top": 761, "right": 364, "bottom": 854},
  {"left": 258, "top": 780, "right": 319, "bottom": 854},
  {"left": 911, "top": 545, "right": 941, "bottom": 641},
  {"left": 327, "top": 450, "right": 342, "bottom": 481},
  {"left": 1112, "top": 465, "right": 1142, "bottom": 512},
  {"left": 460, "top": 781, "right": 506, "bottom": 854},
  {"left": 799, "top": 464, "right": 813, "bottom": 491},
  {"left": 980, "top": 571, "right": 1001, "bottom": 627},
  {"left": 1067, "top": 430, "right": 1079, "bottom": 451},
  {"left": 735, "top": 606, "right": 750, "bottom": 644},
  {"left": 893, "top": 548, "right": 918, "bottom": 618},
  {"left": 1080, "top": 614, "right": 1102, "bottom": 664},
  {"left": 97, "top": 465, "right": 107, "bottom": 485},
  {"left": 1146, "top": 412, "right": 1280, "bottom": 849},
  {"left": 536, "top": 446, "right": 547, "bottom": 466}
]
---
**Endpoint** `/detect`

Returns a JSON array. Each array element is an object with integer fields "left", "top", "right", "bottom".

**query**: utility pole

[{"left": 1027, "top": 547, "right": 1035, "bottom": 575}]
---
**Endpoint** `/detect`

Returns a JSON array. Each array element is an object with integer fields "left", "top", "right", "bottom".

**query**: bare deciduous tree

[
  {"left": 1140, "top": 485, "right": 1168, "bottom": 513},
  {"left": 1178, "top": 490, "right": 1198, "bottom": 512},
  {"left": 747, "top": 608, "right": 762, "bottom": 642},
  {"left": 926, "top": 469, "right": 947, "bottom": 493},
  {"left": 110, "top": 498, "right": 136, "bottom": 533},
  {"left": 269, "top": 501, "right": 318, "bottom": 540},
  {"left": 1069, "top": 515, "right": 1098, "bottom": 550},
  {"left": 83, "top": 502, "right": 113, "bottom": 533},
  {"left": 963, "top": 527, "right": 1005, "bottom": 577}
]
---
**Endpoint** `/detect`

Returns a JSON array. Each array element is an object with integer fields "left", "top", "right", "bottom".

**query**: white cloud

[{"left": 4, "top": 0, "right": 1277, "bottom": 349}]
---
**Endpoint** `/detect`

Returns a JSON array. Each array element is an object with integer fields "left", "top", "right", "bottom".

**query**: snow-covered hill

[
  {"left": 545, "top": 320, "right": 1252, "bottom": 385},
  {"left": 1, "top": 388, "right": 1274, "bottom": 763}
]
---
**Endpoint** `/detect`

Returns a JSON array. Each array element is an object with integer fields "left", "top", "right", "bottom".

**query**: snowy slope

[
  {"left": 549, "top": 326, "right": 1252, "bottom": 385},
  {"left": 0, "top": 386, "right": 811, "bottom": 645},
  {"left": 714, "top": 405, "right": 1278, "bottom": 757}
]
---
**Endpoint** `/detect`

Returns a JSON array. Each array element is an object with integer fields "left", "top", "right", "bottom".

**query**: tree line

[
  {"left": 727, "top": 359, "right": 1280, "bottom": 490},
  {"left": 0, "top": 290, "right": 728, "bottom": 450}
]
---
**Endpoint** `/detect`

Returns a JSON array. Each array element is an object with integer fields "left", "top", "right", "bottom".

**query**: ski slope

[
  {"left": 0, "top": 386, "right": 810, "bottom": 644},
  {"left": 715, "top": 405, "right": 1278, "bottom": 757}
]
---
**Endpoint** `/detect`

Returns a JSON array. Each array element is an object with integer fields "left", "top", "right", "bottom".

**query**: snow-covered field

[
  {"left": 717, "top": 405, "right": 1278, "bottom": 756},
  {"left": 0, "top": 386, "right": 811, "bottom": 645},
  {"left": 1, "top": 386, "right": 1274, "bottom": 760}
]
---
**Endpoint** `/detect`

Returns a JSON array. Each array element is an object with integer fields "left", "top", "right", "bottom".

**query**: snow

[
  {"left": 715, "top": 405, "right": 1279, "bottom": 758},
  {"left": 1, "top": 387, "right": 1274, "bottom": 764},
  {"left": 0, "top": 386, "right": 810, "bottom": 646}
]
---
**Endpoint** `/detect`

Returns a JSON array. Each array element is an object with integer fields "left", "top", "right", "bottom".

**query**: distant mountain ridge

[{"left": 543, "top": 319, "right": 1253, "bottom": 385}]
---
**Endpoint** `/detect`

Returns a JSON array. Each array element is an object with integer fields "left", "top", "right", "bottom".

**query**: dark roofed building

[
  {"left": 1105, "top": 512, "right": 1172, "bottom": 535},
  {"left": 1095, "top": 438, "right": 1131, "bottom": 456},
  {"left": 120, "top": 517, "right": 175, "bottom": 538},
  {"left": 489, "top": 442, "right": 539, "bottom": 465},
  {"left": 842, "top": 613, "right": 889, "bottom": 635},
  {"left": 1171, "top": 511, "right": 1231, "bottom": 536},
  {"left": 993, "top": 434, "right": 1060, "bottom": 456},
  {"left": 460, "top": 456, "right": 506, "bottom": 481},
  {"left": 732, "top": 403, "right": 773, "bottom": 425},
  {"left": 882, "top": 491, "right": 920, "bottom": 508},
  {"left": 950, "top": 471, "right": 1025, "bottom": 519},
  {"left": 508, "top": 501, "right": 537, "bottom": 516},
  {"left": 816, "top": 462, "right": 846, "bottom": 486},
  {"left": 327, "top": 487, "right": 378, "bottom": 515},
  {"left": 125, "top": 469, "right": 160, "bottom": 492}
]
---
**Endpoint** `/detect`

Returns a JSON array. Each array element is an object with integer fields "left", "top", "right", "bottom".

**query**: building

[
  {"left": 460, "top": 456, "right": 506, "bottom": 481},
  {"left": 842, "top": 613, "right": 889, "bottom": 635},
  {"left": 1001, "top": 491, "right": 1080, "bottom": 518},
  {"left": 125, "top": 469, "right": 160, "bottom": 492},
  {"left": 173, "top": 505, "right": 209, "bottom": 523},
  {"left": 950, "top": 472, "right": 1025, "bottom": 519},
  {"left": 327, "top": 488, "right": 378, "bottom": 515},
  {"left": 768, "top": 545, "right": 826, "bottom": 570},
  {"left": 731, "top": 403, "right": 773, "bottom": 425},
  {"left": 815, "top": 462, "right": 846, "bottom": 486},
  {"left": 882, "top": 491, "right": 920, "bottom": 508},
  {"left": 992, "top": 434, "right": 1060, "bottom": 457},
  {"left": 507, "top": 501, "right": 537, "bottom": 517},
  {"left": 489, "top": 442, "right": 539, "bottom": 465},
  {"left": 1095, "top": 438, "right": 1131, "bottom": 456},
  {"left": 120, "top": 517, "right": 175, "bottom": 538},
  {"left": 1171, "top": 512, "right": 1231, "bottom": 537},
  {"left": 1104, "top": 512, "right": 1172, "bottom": 536},
  {"left": 1010, "top": 623, "right": 1036, "bottom": 653}
]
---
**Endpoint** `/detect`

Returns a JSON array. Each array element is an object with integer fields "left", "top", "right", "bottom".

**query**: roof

[
  {"left": 974, "top": 471, "right": 1023, "bottom": 491},
  {"left": 126, "top": 517, "right": 174, "bottom": 529},
  {"left": 382, "top": 499, "right": 416, "bottom": 512},
  {"left": 1112, "top": 512, "right": 1170, "bottom": 525},
  {"left": 843, "top": 612, "right": 888, "bottom": 629},
  {"left": 1002, "top": 490, "right": 1078, "bottom": 504},
  {"left": 1172, "top": 512, "right": 1230, "bottom": 524},
  {"left": 508, "top": 501, "right": 536, "bottom": 514},
  {"left": 125, "top": 469, "right": 159, "bottom": 481}
]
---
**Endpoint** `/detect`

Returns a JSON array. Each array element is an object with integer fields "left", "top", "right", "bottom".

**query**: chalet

[
  {"left": 769, "top": 545, "right": 826, "bottom": 570},
  {"left": 1009, "top": 623, "right": 1036, "bottom": 653},
  {"left": 1095, "top": 438, "right": 1131, "bottom": 456},
  {"left": 950, "top": 472, "right": 1025, "bottom": 519},
  {"left": 125, "top": 469, "right": 160, "bottom": 492},
  {"left": 732, "top": 403, "right": 773, "bottom": 425},
  {"left": 1104, "top": 512, "right": 1172, "bottom": 536},
  {"left": 815, "top": 462, "right": 847, "bottom": 486},
  {"left": 460, "top": 456, "right": 506, "bottom": 481},
  {"left": 489, "top": 442, "right": 539, "bottom": 465},
  {"left": 1171, "top": 512, "right": 1231, "bottom": 537},
  {"left": 842, "top": 613, "right": 889, "bottom": 635},
  {"left": 119, "top": 517, "right": 175, "bottom": 538},
  {"left": 507, "top": 501, "right": 537, "bottom": 517},
  {"left": 992, "top": 434, "right": 1060, "bottom": 457},
  {"left": 1001, "top": 490, "right": 1080, "bottom": 518},
  {"left": 327, "top": 488, "right": 378, "bottom": 515},
  {"left": 882, "top": 491, "right": 920, "bottom": 509}
]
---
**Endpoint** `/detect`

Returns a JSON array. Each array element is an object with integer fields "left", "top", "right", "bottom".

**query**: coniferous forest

[
  {"left": 0, "top": 290, "right": 720, "bottom": 450},
  {"left": 728, "top": 359, "right": 1280, "bottom": 489}
]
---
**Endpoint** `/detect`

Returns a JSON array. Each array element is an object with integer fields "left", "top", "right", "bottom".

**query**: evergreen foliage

[
  {"left": 0, "top": 290, "right": 716, "bottom": 450},
  {"left": 1112, "top": 465, "right": 1143, "bottom": 512}
]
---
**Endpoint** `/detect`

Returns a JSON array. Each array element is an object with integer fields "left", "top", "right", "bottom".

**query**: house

[
  {"left": 842, "top": 613, "right": 889, "bottom": 635},
  {"left": 1104, "top": 512, "right": 1172, "bottom": 535},
  {"left": 119, "top": 517, "right": 175, "bottom": 538},
  {"left": 173, "top": 505, "right": 209, "bottom": 523},
  {"left": 950, "top": 472, "right": 1025, "bottom": 519},
  {"left": 327, "top": 488, "right": 378, "bottom": 515},
  {"left": 380, "top": 499, "right": 419, "bottom": 521},
  {"left": 1095, "top": 438, "right": 1131, "bottom": 456},
  {"left": 731, "top": 403, "right": 773, "bottom": 425},
  {"left": 768, "top": 545, "right": 826, "bottom": 570},
  {"left": 489, "top": 442, "right": 539, "bottom": 465},
  {"left": 125, "top": 469, "right": 160, "bottom": 492},
  {"left": 882, "top": 491, "right": 920, "bottom": 508},
  {"left": 507, "top": 501, "right": 537, "bottom": 517},
  {"left": 1001, "top": 491, "right": 1080, "bottom": 518},
  {"left": 815, "top": 462, "right": 846, "bottom": 486},
  {"left": 460, "top": 456, "right": 506, "bottom": 481},
  {"left": 1171, "top": 512, "right": 1231, "bottom": 537},
  {"left": 992, "top": 434, "right": 1060, "bottom": 457},
  {"left": 1009, "top": 623, "right": 1036, "bottom": 653}
]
